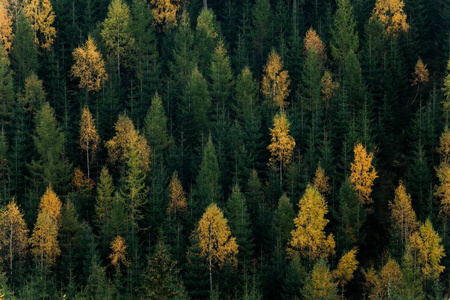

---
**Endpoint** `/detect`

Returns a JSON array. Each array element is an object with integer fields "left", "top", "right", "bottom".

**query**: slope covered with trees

[{"left": 0, "top": 0, "right": 449, "bottom": 298}]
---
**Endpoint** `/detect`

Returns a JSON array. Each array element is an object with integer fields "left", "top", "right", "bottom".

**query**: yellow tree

[
  {"left": 109, "top": 235, "right": 129, "bottom": 270},
  {"left": 267, "top": 112, "right": 296, "bottom": 186},
  {"left": 79, "top": 106, "right": 100, "bottom": 179},
  {"left": 38, "top": 185, "right": 62, "bottom": 225},
  {"left": 105, "top": 114, "right": 150, "bottom": 171},
  {"left": 0, "top": 3, "right": 13, "bottom": 54},
  {"left": 321, "top": 70, "right": 338, "bottom": 105},
  {"left": 409, "top": 220, "right": 445, "bottom": 279},
  {"left": 365, "top": 258, "right": 403, "bottom": 299},
  {"left": 436, "top": 128, "right": 450, "bottom": 216},
  {"left": 302, "top": 260, "right": 338, "bottom": 300},
  {"left": 195, "top": 203, "right": 238, "bottom": 294},
  {"left": 167, "top": 170, "right": 187, "bottom": 216},
  {"left": 71, "top": 36, "right": 108, "bottom": 93},
  {"left": 370, "top": 0, "right": 409, "bottom": 37},
  {"left": 304, "top": 27, "right": 326, "bottom": 61},
  {"left": 23, "top": 0, "right": 56, "bottom": 50},
  {"left": 389, "top": 181, "right": 418, "bottom": 245},
  {"left": 261, "top": 49, "right": 290, "bottom": 110},
  {"left": 443, "top": 58, "right": 450, "bottom": 124},
  {"left": 288, "top": 184, "right": 335, "bottom": 260},
  {"left": 313, "top": 164, "right": 330, "bottom": 195},
  {"left": 349, "top": 143, "right": 378, "bottom": 205},
  {"left": 0, "top": 199, "right": 28, "bottom": 275},
  {"left": 333, "top": 248, "right": 358, "bottom": 293},
  {"left": 150, "top": 0, "right": 182, "bottom": 31},
  {"left": 411, "top": 58, "right": 429, "bottom": 103}
]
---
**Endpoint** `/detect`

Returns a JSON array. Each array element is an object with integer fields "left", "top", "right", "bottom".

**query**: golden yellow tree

[
  {"left": 167, "top": 170, "right": 187, "bottom": 216},
  {"left": 79, "top": 106, "right": 100, "bottom": 179},
  {"left": 267, "top": 112, "right": 296, "bottom": 186},
  {"left": 313, "top": 164, "right": 330, "bottom": 195},
  {"left": 370, "top": 0, "right": 409, "bottom": 37},
  {"left": 23, "top": 0, "right": 56, "bottom": 50},
  {"left": 304, "top": 27, "right": 326, "bottom": 61},
  {"left": 71, "top": 36, "right": 108, "bottom": 93},
  {"left": 261, "top": 50, "right": 290, "bottom": 110},
  {"left": 409, "top": 220, "right": 445, "bottom": 279},
  {"left": 105, "top": 114, "right": 151, "bottom": 171},
  {"left": 73, "top": 168, "right": 95, "bottom": 194},
  {"left": 109, "top": 235, "right": 129, "bottom": 269},
  {"left": 0, "top": 199, "right": 28, "bottom": 275},
  {"left": 411, "top": 58, "right": 429, "bottom": 87},
  {"left": 0, "top": 3, "right": 13, "bottom": 54},
  {"left": 321, "top": 70, "right": 338, "bottom": 105},
  {"left": 389, "top": 181, "right": 418, "bottom": 245},
  {"left": 150, "top": 0, "right": 182, "bottom": 31},
  {"left": 333, "top": 248, "right": 358, "bottom": 292},
  {"left": 349, "top": 143, "right": 378, "bottom": 205},
  {"left": 195, "top": 203, "right": 238, "bottom": 294},
  {"left": 436, "top": 130, "right": 450, "bottom": 217},
  {"left": 365, "top": 258, "right": 403, "bottom": 299},
  {"left": 288, "top": 184, "right": 335, "bottom": 260},
  {"left": 302, "top": 260, "right": 338, "bottom": 299},
  {"left": 38, "top": 185, "right": 62, "bottom": 225},
  {"left": 29, "top": 193, "right": 61, "bottom": 268}
]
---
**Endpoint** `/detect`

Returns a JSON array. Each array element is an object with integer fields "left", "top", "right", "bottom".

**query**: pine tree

[
  {"left": 0, "top": 43, "right": 13, "bottom": 126},
  {"left": 144, "top": 92, "right": 171, "bottom": 156},
  {"left": 209, "top": 40, "right": 233, "bottom": 111},
  {"left": 195, "top": 8, "right": 221, "bottom": 75},
  {"left": 251, "top": 0, "right": 272, "bottom": 71},
  {"left": 95, "top": 167, "right": 114, "bottom": 237}
]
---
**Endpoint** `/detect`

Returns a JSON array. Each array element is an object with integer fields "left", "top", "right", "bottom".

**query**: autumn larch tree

[
  {"left": 389, "top": 181, "right": 418, "bottom": 245},
  {"left": 267, "top": 112, "right": 295, "bottom": 186},
  {"left": 443, "top": 58, "right": 450, "bottom": 124},
  {"left": 349, "top": 143, "right": 378, "bottom": 205},
  {"left": 365, "top": 257, "right": 403, "bottom": 299},
  {"left": 370, "top": 0, "right": 409, "bottom": 37},
  {"left": 109, "top": 235, "right": 129, "bottom": 271},
  {"left": 71, "top": 36, "right": 108, "bottom": 94},
  {"left": 409, "top": 220, "right": 445, "bottom": 280},
  {"left": 79, "top": 107, "right": 100, "bottom": 179},
  {"left": 313, "top": 164, "right": 330, "bottom": 195},
  {"left": 195, "top": 203, "right": 238, "bottom": 295},
  {"left": 261, "top": 50, "right": 290, "bottom": 110},
  {"left": 288, "top": 184, "right": 335, "bottom": 261},
  {"left": 304, "top": 28, "right": 326, "bottom": 62},
  {"left": 95, "top": 167, "right": 114, "bottom": 239},
  {"left": 302, "top": 259, "right": 338, "bottom": 300},
  {"left": 0, "top": 199, "right": 28, "bottom": 276},
  {"left": 332, "top": 248, "right": 358, "bottom": 295},
  {"left": 150, "top": 0, "right": 182, "bottom": 31},
  {"left": 435, "top": 128, "right": 450, "bottom": 217},
  {"left": 29, "top": 186, "right": 62, "bottom": 268},
  {"left": 101, "top": 0, "right": 134, "bottom": 77},
  {"left": 168, "top": 170, "right": 187, "bottom": 217},
  {"left": 0, "top": 2, "right": 13, "bottom": 54},
  {"left": 410, "top": 58, "right": 429, "bottom": 103},
  {"left": 23, "top": 0, "right": 56, "bottom": 50}
]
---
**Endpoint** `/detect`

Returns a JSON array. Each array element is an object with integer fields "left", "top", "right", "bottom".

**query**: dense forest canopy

[{"left": 0, "top": 0, "right": 449, "bottom": 298}]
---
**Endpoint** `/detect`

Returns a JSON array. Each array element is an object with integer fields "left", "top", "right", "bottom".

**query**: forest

[{"left": 0, "top": 0, "right": 449, "bottom": 298}]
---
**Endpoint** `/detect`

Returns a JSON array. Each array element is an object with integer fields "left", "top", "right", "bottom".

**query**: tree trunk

[
  {"left": 203, "top": 0, "right": 208, "bottom": 9},
  {"left": 209, "top": 225, "right": 213, "bottom": 295},
  {"left": 9, "top": 223, "right": 12, "bottom": 276},
  {"left": 87, "top": 140, "right": 90, "bottom": 179}
]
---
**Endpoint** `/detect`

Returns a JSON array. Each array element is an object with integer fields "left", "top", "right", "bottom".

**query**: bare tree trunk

[
  {"left": 203, "top": 0, "right": 208, "bottom": 9},
  {"left": 209, "top": 226, "right": 213, "bottom": 295}
]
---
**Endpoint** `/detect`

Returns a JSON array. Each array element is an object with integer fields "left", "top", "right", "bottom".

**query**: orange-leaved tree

[
  {"left": 304, "top": 27, "right": 326, "bottom": 61},
  {"left": 109, "top": 235, "right": 129, "bottom": 270},
  {"left": 150, "top": 0, "right": 182, "bottom": 31},
  {"left": 0, "top": 3, "right": 13, "bottom": 54},
  {"left": 389, "top": 181, "right": 418, "bottom": 245},
  {"left": 370, "top": 0, "right": 409, "bottom": 37},
  {"left": 23, "top": 0, "right": 56, "bottom": 50},
  {"left": 195, "top": 203, "right": 238, "bottom": 295},
  {"left": 167, "top": 170, "right": 187, "bottom": 217},
  {"left": 349, "top": 143, "right": 378, "bottom": 205}
]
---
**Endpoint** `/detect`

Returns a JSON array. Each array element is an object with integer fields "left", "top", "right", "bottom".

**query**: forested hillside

[{"left": 0, "top": 0, "right": 449, "bottom": 298}]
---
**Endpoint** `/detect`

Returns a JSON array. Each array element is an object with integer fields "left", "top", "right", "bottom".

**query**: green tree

[
  {"left": 302, "top": 260, "right": 338, "bottom": 300},
  {"left": 195, "top": 8, "right": 221, "bottom": 74},
  {"left": 144, "top": 92, "right": 171, "bottom": 156},
  {"left": 209, "top": 40, "right": 233, "bottom": 111},
  {"left": 101, "top": 0, "right": 135, "bottom": 77},
  {"left": 0, "top": 44, "right": 13, "bottom": 126}
]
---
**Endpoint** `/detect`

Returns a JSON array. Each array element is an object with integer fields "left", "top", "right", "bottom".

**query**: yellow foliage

[
  {"left": 261, "top": 50, "right": 290, "bottom": 110},
  {"left": 411, "top": 58, "right": 429, "bottom": 87},
  {"left": 73, "top": 168, "right": 95, "bottom": 192},
  {"left": 29, "top": 210, "right": 60, "bottom": 265},
  {"left": 0, "top": 3, "right": 13, "bottom": 54},
  {"left": 167, "top": 171, "right": 187, "bottom": 215},
  {"left": 409, "top": 220, "right": 445, "bottom": 279},
  {"left": 38, "top": 186, "right": 62, "bottom": 225},
  {"left": 196, "top": 203, "right": 238, "bottom": 269},
  {"left": 365, "top": 258, "right": 403, "bottom": 299},
  {"left": 349, "top": 143, "right": 378, "bottom": 205},
  {"left": 0, "top": 199, "right": 29, "bottom": 267},
  {"left": 109, "top": 235, "right": 129, "bottom": 268},
  {"left": 302, "top": 260, "right": 338, "bottom": 299},
  {"left": 150, "top": 0, "right": 182, "bottom": 31},
  {"left": 288, "top": 185, "right": 335, "bottom": 260},
  {"left": 389, "top": 181, "right": 418, "bottom": 244},
  {"left": 313, "top": 164, "right": 330, "bottom": 195},
  {"left": 267, "top": 112, "right": 296, "bottom": 170},
  {"left": 71, "top": 36, "right": 108, "bottom": 92},
  {"left": 23, "top": 0, "right": 56, "bottom": 50},
  {"left": 79, "top": 107, "right": 100, "bottom": 158},
  {"left": 370, "top": 0, "right": 409, "bottom": 37},
  {"left": 321, "top": 71, "right": 338, "bottom": 104},
  {"left": 333, "top": 248, "right": 358, "bottom": 289},
  {"left": 105, "top": 114, "right": 151, "bottom": 171},
  {"left": 304, "top": 28, "right": 326, "bottom": 61},
  {"left": 438, "top": 127, "right": 450, "bottom": 164},
  {"left": 435, "top": 162, "right": 450, "bottom": 217}
]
